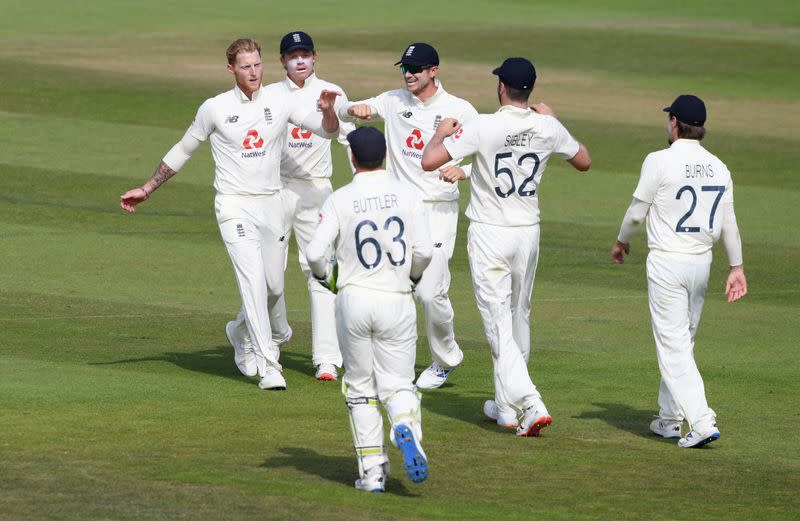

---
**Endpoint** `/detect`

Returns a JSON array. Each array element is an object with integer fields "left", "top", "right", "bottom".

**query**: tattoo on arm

[{"left": 143, "top": 161, "right": 177, "bottom": 194}]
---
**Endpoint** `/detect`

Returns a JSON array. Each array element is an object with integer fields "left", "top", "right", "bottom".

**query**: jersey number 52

[{"left": 494, "top": 152, "right": 540, "bottom": 198}]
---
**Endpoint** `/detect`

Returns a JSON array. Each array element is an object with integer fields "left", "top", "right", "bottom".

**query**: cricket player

[
  {"left": 225, "top": 31, "right": 355, "bottom": 382},
  {"left": 338, "top": 43, "right": 478, "bottom": 389},
  {"left": 611, "top": 94, "right": 747, "bottom": 448},
  {"left": 119, "top": 38, "right": 340, "bottom": 391},
  {"left": 305, "top": 126, "right": 433, "bottom": 492},
  {"left": 422, "top": 57, "right": 591, "bottom": 436}
]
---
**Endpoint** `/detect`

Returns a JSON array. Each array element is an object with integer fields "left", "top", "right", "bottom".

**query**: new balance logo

[
  {"left": 434, "top": 242, "right": 442, "bottom": 248},
  {"left": 279, "top": 235, "right": 286, "bottom": 242},
  {"left": 402, "top": 111, "right": 413, "bottom": 119},
  {"left": 225, "top": 115, "right": 239, "bottom": 124}
]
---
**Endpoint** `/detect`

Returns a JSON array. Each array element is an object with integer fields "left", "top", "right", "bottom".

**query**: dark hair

[
  {"left": 353, "top": 155, "right": 384, "bottom": 170},
  {"left": 501, "top": 81, "right": 532, "bottom": 103},
  {"left": 675, "top": 117, "right": 706, "bottom": 140}
]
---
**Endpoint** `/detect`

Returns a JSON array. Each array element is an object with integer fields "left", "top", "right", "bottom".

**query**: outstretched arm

[
  {"left": 119, "top": 127, "right": 204, "bottom": 212},
  {"left": 120, "top": 161, "right": 177, "bottom": 212}
]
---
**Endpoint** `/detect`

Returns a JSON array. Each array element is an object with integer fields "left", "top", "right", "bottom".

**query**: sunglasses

[{"left": 400, "top": 64, "right": 431, "bottom": 75}]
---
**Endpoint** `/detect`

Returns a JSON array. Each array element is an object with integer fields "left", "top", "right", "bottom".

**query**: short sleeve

[
  {"left": 549, "top": 117, "right": 580, "bottom": 160},
  {"left": 443, "top": 117, "right": 481, "bottom": 160},
  {"left": 632, "top": 153, "right": 661, "bottom": 204},
  {"left": 187, "top": 99, "right": 215, "bottom": 141}
]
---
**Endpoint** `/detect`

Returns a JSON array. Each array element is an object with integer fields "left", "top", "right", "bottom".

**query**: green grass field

[{"left": 1, "top": 1, "right": 799, "bottom": 519}]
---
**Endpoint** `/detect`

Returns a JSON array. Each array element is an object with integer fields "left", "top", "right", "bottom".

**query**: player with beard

[{"left": 120, "top": 38, "right": 340, "bottom": 390}]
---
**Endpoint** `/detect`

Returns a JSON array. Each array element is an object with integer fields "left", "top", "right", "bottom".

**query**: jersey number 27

[{"left": 675, "top": 185, "right": 725, "bottom": 233}]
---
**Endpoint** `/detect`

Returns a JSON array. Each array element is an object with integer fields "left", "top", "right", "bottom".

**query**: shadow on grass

[
  {"left": 574, "top": 402, "right": 671, "bottom": 441},
  {"left": 261, "top": 447, "right": 418, "bottom": 497},
  {"left": 421, "top": 390, "right": 512, "bottom": 434},
  {"left": 90, "top": 345, "right": 318, "bottom": 385}
]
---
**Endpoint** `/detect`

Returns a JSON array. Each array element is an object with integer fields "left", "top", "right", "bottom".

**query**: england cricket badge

[{"left": 264, "top": 108, "right": 273, "bottom": 124}]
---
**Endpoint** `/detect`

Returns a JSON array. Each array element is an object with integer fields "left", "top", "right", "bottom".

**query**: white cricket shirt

[
  {"left": 633, "top": 139, "right": 734, "bottom": 254},
  {"left": 340, "top": 82, "right": 478, "bottom": 202},
  {"left": 306, "top": 170, "right": 433, "bottom": 293},
  {"left": 278, "top": 74, "right": 356, "bottom": 180},
  {"left": 443, "top": 105, "right": 580, "bottom": 226},
  {"left": 182, "top": 84, "right": 329, "bottom": 195}
]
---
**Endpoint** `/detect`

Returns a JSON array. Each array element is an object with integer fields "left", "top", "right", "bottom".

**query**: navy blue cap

[
  {"left": 663, "top": 94, "right": 706, "bottom": 126},
  {"left": 394, "top": 43, "right": 439, "bottom": 67},
  {"left": 493, "top": 57, "right": 536, "bottom": 90},
  {"left": 280, "top": 31, "right": 314, "bottom": 54},
  {"left": 347, "top": 127, "right": 386, "bottom": 165}
]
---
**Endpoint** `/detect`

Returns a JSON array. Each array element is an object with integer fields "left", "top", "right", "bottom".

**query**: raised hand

[
  {"left": 435, "top": 117, "right": 460, "bottom": 138},
  {"left": 347, "top": 104, "right": 373, "bottom": 120},
  {"left": 438, "top": 165, "right": 466, "bottom": 184},
  {"left": 317, "top": 89, "right": 341, "bottom": 112},
  {"left": 530, "top": 102, "right": 556, "bottom": 117}
]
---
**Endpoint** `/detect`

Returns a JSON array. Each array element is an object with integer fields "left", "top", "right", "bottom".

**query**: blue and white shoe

[
  {"left": 650, "top": 418, "right": 682, "bottom": 439},
  {"left": 415, "top": 362, "right": 456, "bottom": 389},
  {"left": 354, "top": 464, "right": 386, "bottom": 492},
  {"left": 678, "top": 425, "right": 720, "bottom": 448},
  {"left": 393, "top": 424, "right": 428, "bottom": 483}
]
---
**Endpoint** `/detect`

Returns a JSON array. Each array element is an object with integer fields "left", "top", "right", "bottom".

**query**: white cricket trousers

[
  {"left": 337, "top": 285, "right": 421, "bottom": 475},
  {"left": 415, "top": 200, "right": 464, "bottom": 369},
  {"left": 468, "top": 222, "right": 543, "bottom": 415},
  {"left": 282, "top": 177, "right": 342, "bottom": 367},
  {"left": 647, "top": 250, "right": 716, "bottom": 431},
  {"left": 215, "top": 193, "right": 289, "bottom": 373}
]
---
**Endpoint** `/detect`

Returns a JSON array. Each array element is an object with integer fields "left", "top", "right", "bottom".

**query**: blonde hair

[{"left": 226, "top": 38, "right": 261, "bottom": 65}]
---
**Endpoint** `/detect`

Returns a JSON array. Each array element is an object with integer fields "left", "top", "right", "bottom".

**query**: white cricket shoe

[
  {"left": 482, "top": 400, "right": 519, "bottom": 428},
  {"left": 516, "top": 402, "right": 552, "bottom": 437},
  {"left": 314, "top": 363, "right": 338, "bottom": 381},
  {"left": 393, "top": 424, "right": 428, "bottom": 484},
  {"left": 650, "top": 418, "right": 682, "bottom": 439},
  {"left": 225, "top": 321, "right": 257, "bottom": 377},
  {"left": 258, "top": 366, "right": 286, "bottom": 391},
  {"left": 678, "top": 425, "right": 720, "bottom": 448},
  {"left": 354, "top": 464, "right": 386, "bottom": 493},
  {"left": 415, "top": 362, "right": 456, "bottom": 389}
]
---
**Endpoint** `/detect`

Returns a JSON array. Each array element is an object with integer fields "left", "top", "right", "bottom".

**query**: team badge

[{"left": 264, "top": 108, "right": 273, "bottom": 123}]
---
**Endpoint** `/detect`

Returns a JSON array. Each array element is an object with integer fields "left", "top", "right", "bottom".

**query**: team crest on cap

[
  {"left": 405, "top": 45, "right": 415, "bottom": 56},
  {"left": 293, "top": 33, "right": 301, "bottom": 43}
]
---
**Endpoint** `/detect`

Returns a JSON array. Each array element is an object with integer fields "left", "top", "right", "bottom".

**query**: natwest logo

[
  {"left": 291, "top": 127, "right": 312, "bottom": 140},
  {"left": 405, "top": 129, "right": 424, "bottom": 150},
  {"left": 243, "top": 129, "right": 264, "bottom": 149}
]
